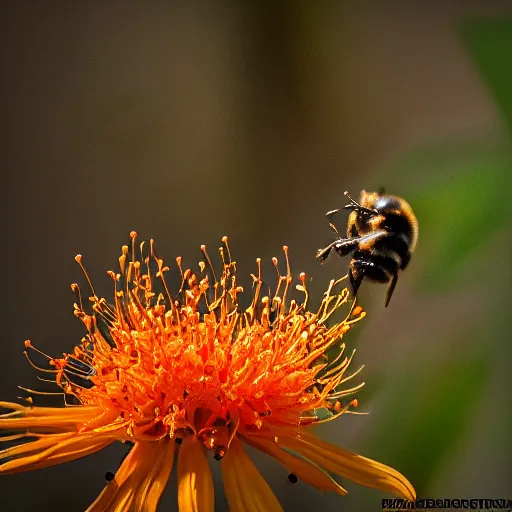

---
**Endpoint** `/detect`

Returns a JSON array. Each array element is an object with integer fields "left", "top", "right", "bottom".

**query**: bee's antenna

[
  {"left": 344, "top": 191, "right": 359, "bottom": 205},
  {"left": 343, "top": 191, "right": 377, "bottom": 216}
]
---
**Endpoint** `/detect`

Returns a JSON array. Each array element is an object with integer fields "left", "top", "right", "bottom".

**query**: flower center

[{"left": 22, "top": 234, "right": 366, "bottom": 457}]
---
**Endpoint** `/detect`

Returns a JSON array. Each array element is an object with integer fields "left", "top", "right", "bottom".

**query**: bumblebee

[{"left": 316, "top": 190, "right": 418, "bottom": 307}]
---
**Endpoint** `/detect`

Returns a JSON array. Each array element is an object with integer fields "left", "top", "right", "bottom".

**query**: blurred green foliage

[
  {"left": 460, "top": 18, "right": 512, "bottom": 132},
  {"left": 364, "top": 341, "right": 491, "bottom": 495},
  {"left": 404, "top": 143, "right": 511, "bottom": 292}
]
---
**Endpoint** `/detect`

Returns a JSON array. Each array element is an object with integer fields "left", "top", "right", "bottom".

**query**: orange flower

[{"left": 0, "top": 233, "right": 415, "bottom": 511}]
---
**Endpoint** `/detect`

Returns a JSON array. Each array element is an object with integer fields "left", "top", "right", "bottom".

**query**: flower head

[{"left": 0, "top": 233, "right": 415, "bottom": 511}]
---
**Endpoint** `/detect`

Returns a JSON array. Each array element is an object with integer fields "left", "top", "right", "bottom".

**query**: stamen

[
  {"left": 18, "top": 386, "right": 64, "bottom": 396},
  {"left": 74, "top": 255, "right": 98, "bottom": 301},
  {"left": 23, "top": 351, "right": 58, "bottom": 375},
  {"left": 222, "top": 236, "right": 232, "bottom": 264},
  {"left": 36, "top": 376, "right": 58, "bottom": 384},
  {"left": 246, "top": 258, "right": 263, "bottom": 324},
  {"left": 218, "top": 245, "right": 227, "bottom": 267},
  {"left": 130, "top": 231, "right": 137, "bottom": 263},
  {"left": 119, "top": 245, "right": 129, "bottom": 277},
  {"left": 201, "top": 244, "right": 218, "bottom": 287},
  {"left": 71, "top": 283, "right": 83, "bottom": 312},
  {"left": 296, "top": 272, "right": 309, "bottom": 310},
  {"left": 344, "top": 303, "right": 367, "bottom": 325},
  {"left": 151, "top": 241, "right": 176, "bottom": 317},
  {"left": 281, "top": 246, "right": 293, "bottom": 314},
  {"left": 338, "top": 365, "right": 365, "bottom": 386},
  {"left": 271, "top": 256, "right": 282, "bottom": 300},
  {"left": 328, "top": 382, "right": 365, "bottom": 399}
]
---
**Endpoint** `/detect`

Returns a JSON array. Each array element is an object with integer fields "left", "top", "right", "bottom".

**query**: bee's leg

[
  {"left": 349, "top": 257, "right": 390, "bottom": 296},
  {"left": 326, "top": 208, "right": 342, "bottom": 221},
  {"left": 317, "top": 231, "right": 387, "bottom": 264},
  {"left": 349, "top": 259, "right": 366, "bottom": 297},
  {"left": 316, "top": 238, "right": 359, "bottom": 263},
  {"left": 333, "top": 238, "right": 360, "bottom": 257},
  {"left": 325, "top": 209, "right": 342, "bottom": 235},
  {"left": 384, "top": 273, "right": 399, "bottom": 308},
  {"left": 316, "top": 241, "right": 337, "bottom": 262}
]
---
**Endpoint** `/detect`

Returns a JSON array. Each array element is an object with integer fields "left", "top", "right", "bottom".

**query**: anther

[{"left": 352, "top": 305, "right": 363, "bottom": 316}]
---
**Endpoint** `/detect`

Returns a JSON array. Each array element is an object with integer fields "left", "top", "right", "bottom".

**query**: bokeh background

[{"left": 1, "top": 2, "right": 511, "bottom": 510}]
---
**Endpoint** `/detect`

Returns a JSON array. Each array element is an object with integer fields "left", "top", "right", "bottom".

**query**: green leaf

[
  {"left": 361, "top": 343, "right": 491, "bottom": 495},
  {"left": 412, "top": 155, "right": 511, "bottom": 291},
  {"left": 460, "top": 18, "right": 512, "bottom": 133}
]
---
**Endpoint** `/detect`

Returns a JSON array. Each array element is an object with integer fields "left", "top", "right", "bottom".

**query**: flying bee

[{"left": 316, "top": 190, "right": 418, "bottom": 307}]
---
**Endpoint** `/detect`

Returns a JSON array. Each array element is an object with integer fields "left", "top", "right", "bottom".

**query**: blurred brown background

[{"left": 1, "top": 1, "right": 511, "bottom": 510}]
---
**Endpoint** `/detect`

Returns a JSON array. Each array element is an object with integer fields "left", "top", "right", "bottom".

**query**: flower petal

[
  {"left": 135, "top": 439, "right": 176, "bottom": 512},
  {"left": 177, "top": 436, "right": 214, "bottom": 512},
  {"left": 87, "top": 439, "right": 175, "bottom": 512},
  {"left": 243, "top": 434, "right": 347, "bottom": 496},
  {"left": 221, "top": 436, "right": 283, "bottom": 512},
  {"left": 0, "top": 402, "right": 103, "bottom": 432},
  {"left": 0, "top": 432, "right": 115, "bottom": 475},
  {"left": 277, "top": 432, "right": 416, "bottom": 500}
]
